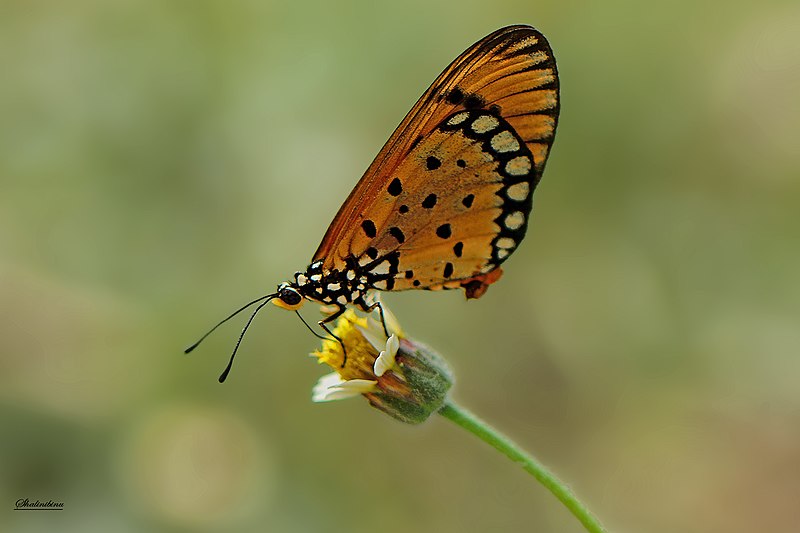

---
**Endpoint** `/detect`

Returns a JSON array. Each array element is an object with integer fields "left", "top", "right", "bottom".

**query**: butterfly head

[{"left": 272, "top": 282, "right": 305, "bottom": 311}]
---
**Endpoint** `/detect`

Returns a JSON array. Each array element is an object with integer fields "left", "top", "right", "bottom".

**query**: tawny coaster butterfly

[{"left": 187, "top": 25, "right": 560, "bottom": 381}]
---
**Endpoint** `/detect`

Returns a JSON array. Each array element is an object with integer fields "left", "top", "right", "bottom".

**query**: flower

[{"left": 310, "top": 306, "right": 453, "bottom": 424}]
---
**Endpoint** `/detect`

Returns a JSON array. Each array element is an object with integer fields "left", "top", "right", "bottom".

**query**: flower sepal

[{"left": 365, "top": 338, "right": 453, "bottom": 424}]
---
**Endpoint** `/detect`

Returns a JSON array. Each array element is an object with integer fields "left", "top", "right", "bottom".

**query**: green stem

[{"left": 438, "top": 401, "right": 608, "bottom": 533}]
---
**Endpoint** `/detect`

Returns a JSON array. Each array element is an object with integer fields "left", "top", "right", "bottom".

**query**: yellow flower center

[{"left": 312, "top": 311, "right": 380, "bottom": 381}]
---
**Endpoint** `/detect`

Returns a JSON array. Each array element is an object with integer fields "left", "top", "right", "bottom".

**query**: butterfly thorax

[{"left": 293, "top": 254, "right": 400, "bottom": 310}]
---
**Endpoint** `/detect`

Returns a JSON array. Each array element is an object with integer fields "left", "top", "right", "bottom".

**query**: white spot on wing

[
  {"left": 497, "top": 249, "right": 510, "bottom": 260},
  {"left": 372, "top": 280, "right": 388, "bottom": 290},
  {"left": 504, "top": 211, "right": 525, "bottom": 230},
  {"left": 337, "top": 295, "right": 347, "bottom": 304},
  {"left": 496, "top": 237, "right": 516, "bottom": 250},
  {"left": 471, "top": 115, "right": 499, "bottom": 134},
  {"left": 490, "top": 131, "right": 520, "bottom": 153},
  {"left": 447, "top": 112, "right": 469, "bottom": 126},
  {"left": 327, "top": 282, "right": 341, "bottom": 291},
  {"left": 310, "top": 274, "right": 322, "bottom": 281},
  {"left": 505, "top": 156, "right": 531, "bottom": 176},
  {"left": 371, "top": 261, "right": 391, "bottom": 276},
  {"left": 506, "top": 182, "right": 530, "bottom": 201},
  {"left": 346, "top": 270, "right": 356, "bottom": 280},
  {"left": 505, "top": 35, "right": 549, "bottom": 66},
  {"left": 508, "top": 35, "right": 539, "bottom": 52}
]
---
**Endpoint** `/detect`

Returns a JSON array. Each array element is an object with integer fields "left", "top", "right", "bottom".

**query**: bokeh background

[{"left": 2, "top": 1, "right": 799, "bottom": 532}]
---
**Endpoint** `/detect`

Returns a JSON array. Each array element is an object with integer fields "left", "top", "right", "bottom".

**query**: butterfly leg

[
  {"left": 318, "top": 304, "right": 348, "bottom": 367},
  {"left": 354, "top": 293, "right": 390, "bottom": 337},
  {"left": 362, "top": 301, "right": 390, "bottom": 338}
]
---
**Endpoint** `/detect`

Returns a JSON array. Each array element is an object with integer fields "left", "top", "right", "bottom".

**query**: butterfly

[{"left": 187, "top": 25, "right": 560, "bottom": 381}]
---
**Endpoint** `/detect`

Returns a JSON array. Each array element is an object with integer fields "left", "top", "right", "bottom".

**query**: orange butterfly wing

[{"left": 312, "top": 25, "right": 559, "bottom": 298}]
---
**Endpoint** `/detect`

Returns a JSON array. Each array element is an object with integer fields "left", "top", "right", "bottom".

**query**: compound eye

[
  {"left": 281, "top": 288, "right": 302, "bottom": 306},
  {"left": 272, "top": 284, "right": 305, "bottom": 311}
]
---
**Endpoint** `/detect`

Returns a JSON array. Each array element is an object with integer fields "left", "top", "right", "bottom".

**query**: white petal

[
  {"left": 374, "top": 353, "right": 391, "bottom": 377},
  {"left": 374, "top": 334, "right": 399, "bottom": 377},
  {"left": 312, "top": 374, "right": 377, "bottom": 402},
  {"left": 326, "top": 379, "right": 378, "bottom": 400},
  {"left": 386, "top": 333, "right": 399, "bottom": 355},
  {"left": 332, "top": 378, "right": 378, "bottom": 393},
  {"left": 356, "top": 322, "right": 387, "bottom": 352},
  {"left": 317, "top": 387, "right": 364, "bottom": 401},
  {"left": 359, "top": 304, "right": 402, "bottom": 349},
  {"left": 311, "top": 373, "right": 346, "bottom": 402}
]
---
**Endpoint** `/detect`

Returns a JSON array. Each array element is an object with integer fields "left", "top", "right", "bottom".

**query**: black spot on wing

[
  {"left": 422, "top": 194, "right": 437, "bottom": 209},
  {"left": 436, "top": 224, "right": 451, "bottom": 239},
  {"left": 443, "top": 262, "right": 454, "bottom": 278},
  {"left": 462, "top": 194, "right": 475, "bottom": 208},
  {"left": 361, "top": 219, "right": 376, "bottom": 238},
  {"left": 453, "top": 242, "right": 463, "bottom": 257},
  {"left": 388, "top": 226, "right": 405, "bottom": 244},
  {"left": 463, "top": 94, "right": 485, "bottom": 109},
  {"left": 426, "top": 156, "right": 441, "bottom": 170},
  {"left": 388, "top": 178, "right": 403, "bottom": 196},
  {"left": 447, "top": 87, "right": 464, "bottom": 104}
]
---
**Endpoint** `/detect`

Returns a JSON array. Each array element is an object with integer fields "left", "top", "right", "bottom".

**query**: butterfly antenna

[
  {"left": 184, "top": 293, "right": 277, "bottom": 354},
  {"left": 218, "top": 297, "right": 275, "bottom": 383}
]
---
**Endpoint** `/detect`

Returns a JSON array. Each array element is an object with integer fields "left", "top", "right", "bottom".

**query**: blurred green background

[{"left": 2, "top": 0, "right": 799, "bottom": 532}]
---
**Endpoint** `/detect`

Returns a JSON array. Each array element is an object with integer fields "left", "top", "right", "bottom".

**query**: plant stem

[{"left": 438, "top": 401, "right": 608, "bottom": 533}]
